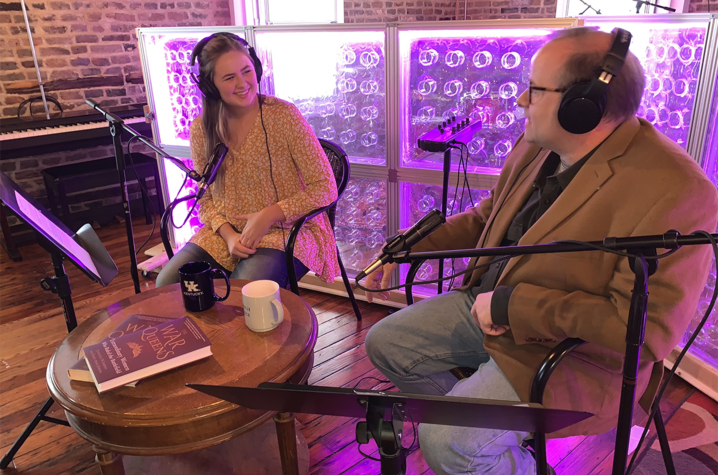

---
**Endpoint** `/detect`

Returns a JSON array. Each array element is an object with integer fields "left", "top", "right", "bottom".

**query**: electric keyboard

[{"left": 0, "top": 103, "right": 152, "bottom": 159}]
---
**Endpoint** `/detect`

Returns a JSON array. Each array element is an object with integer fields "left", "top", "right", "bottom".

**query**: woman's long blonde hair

[{"left": 195, "top": 34, "right": 256, "bottom": 194}]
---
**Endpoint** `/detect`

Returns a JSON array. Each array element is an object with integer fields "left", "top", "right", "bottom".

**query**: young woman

[{"left": 156, "top": 32, "right": 340, "bottom": 289}]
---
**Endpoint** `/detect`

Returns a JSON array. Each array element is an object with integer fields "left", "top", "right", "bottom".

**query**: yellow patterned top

[{"left": 188, "top": 96, "right": 339, "bottom": 283}]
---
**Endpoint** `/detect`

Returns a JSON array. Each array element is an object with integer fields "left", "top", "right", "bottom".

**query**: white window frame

[
  {"left": 234, "top": 0, "right": 344, "bottom": 25},
  {"left": 555, "top": 0, "right": 689, "bottom": 17}
]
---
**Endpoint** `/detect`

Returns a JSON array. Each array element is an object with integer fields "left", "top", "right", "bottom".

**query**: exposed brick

[
  {"left": 105, "top": 12, "right": 135, "bottom": 21},
  {"left": 102, "top": 34, "right": 130, "bottom": 42},
  {"left": 20, "top": 60, "right": 42, "bottom": 68},
  {"left": 39, "top": 46, "right": 71, "bottom": 56},
  {"left": 45, "top": 37, "right": 73, "bottom": 45},
  {"left": 32, "top": 3, "right": 47, "bottom": 9},
  {"left": 190, "top": 11, "right": 207, "bottom": 18},
  {"left": 59, "top": 12, "right": 81, "bottom": 20},
  {"left": 123, "top": 43, "right": 136, "bottom": 52},
  {"left": 193, "top": 1, "right": 209, "bottom": 7},
  {"left": 83, "top": 89, "right": 104, "bottom": 98},
  {"left": 80, "top": 67, "right": 101, "bottom": 76},
  {"left": 71, "top": 23, "right": 86, "bottom": 32},
  {"left": 45, "top": 58, "right": 68, "bottom": 67},
  {"left": 75, "top": 34, "right": 99, "bottom": 43},
  {"left": 0, "top": 162, "right": 16, "bottom": 172},
  {"left": 110, "top": 1, "right": 126, "bottom": 8},
  {"left": 59, "top": 90, "right": 84, "bottom": 99},
  {"left": 167, "top": 11, "right": 188, "bottom": 20},
  {"left": 104, "top": 66, "right": 122, "bottom": 74},
  {"left": 106, "top": 87, "right": 126, "bottom": 96},
  {"left": 144, "top": 2, "right": 158, "bottom": 8},
  {"left": 110, "top": 55, "right": 132, "bottom": 64},
  {"left": 42, "top": 25, "right": 67, "bottom": 34},
  {"left": 19, "top": 159, "right": 39, "bottom": 169},
  {"left": 159, "top": 2, "right": 174, "bottom": 8},
  {"left": 89, "top": 44, "right": 122, "bottom": 54},
  {"left": 49, "top": 1, "right": 71, "bottom": 9},
  {"left": 91, "top": 57, "right": 110, "bottom": 66},
  {"left": 138, "top": 12, "right": 165, "bottom": 20},
  {"left": 50, "top": 69, "right": 78, "bottom": 79},
  {"left": 86, "top": 11, "right": 101, "bottom": 21},
  {"left": 91, "top": 25, "right": 104, "bottom": 32},
  {"left": 1, "top": 61, "right": 18, "bottom": 70},
  {"left": 5, "top": 95, "right": 24, "bottom": 103},
  {"left": 71, "top": 45, "right": 87, "bottom": 54},
  {"left": 176, "top": 1, "right": 190, "bottom": 6}
]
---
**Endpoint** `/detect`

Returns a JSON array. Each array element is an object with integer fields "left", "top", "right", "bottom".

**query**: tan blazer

[{"left": 410, "top": 117, "right": 717, "bottom": 437}]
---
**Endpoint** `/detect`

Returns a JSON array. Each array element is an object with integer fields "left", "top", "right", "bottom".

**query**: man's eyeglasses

[{"left": 528, "top": 85, "right": 567, "bottom": 104}]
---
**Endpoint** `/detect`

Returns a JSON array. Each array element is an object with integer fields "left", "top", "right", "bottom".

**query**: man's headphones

[
  {"left": 189, "top": 32, "right": 263, "bottom": 101},
  {"left": 557, "top": 28, "right": 632, "bottom": 135}
]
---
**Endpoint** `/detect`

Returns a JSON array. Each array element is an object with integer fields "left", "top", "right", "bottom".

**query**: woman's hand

[
  {"left": 363, "top": 262, "right": 396, "bottom": 303},
  {"left": 225, "top": 231, "right": 257, "bottom": 259},
  {"left": 234, "top": 205, "right": 286, "bottom": 249}
]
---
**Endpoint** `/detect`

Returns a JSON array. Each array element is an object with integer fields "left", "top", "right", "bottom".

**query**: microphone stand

[
  {"left": 633, "top": 0, "right": 676, "bottom": 14},
  {"left": 380, "top": 230, "right": 717, "bottom": 475},
  {"left": 85, "top": 99, "right": 201, "bottom": 293}
]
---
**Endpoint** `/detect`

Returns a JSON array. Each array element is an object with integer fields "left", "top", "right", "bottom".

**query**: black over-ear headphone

[
  {"left": 189, "top": 32, "right": 263, "bottom": 101},
  {"left": 557, "top": 28, "right": 632, "bottom": 135}
]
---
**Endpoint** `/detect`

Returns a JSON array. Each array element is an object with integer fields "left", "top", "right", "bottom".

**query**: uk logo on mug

[{"left": 178, "top": 262, "right": 230, "bottom": 312}]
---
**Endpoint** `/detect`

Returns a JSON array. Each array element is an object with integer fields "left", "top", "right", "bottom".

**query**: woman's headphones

[
  {"left": 557, "top": 28, "right": 632, "bottom": 134},
  {"left": 189, "top": 32, "right": 263, "bottom": 101}
]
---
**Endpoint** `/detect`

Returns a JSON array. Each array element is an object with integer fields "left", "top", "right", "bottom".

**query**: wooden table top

[{"left": 46, "top": 280, "right": 317, "bottom": 455}]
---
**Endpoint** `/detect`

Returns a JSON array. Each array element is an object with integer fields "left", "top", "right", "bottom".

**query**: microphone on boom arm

[
  {"left": 356, "top": 209, "right": 446, "bottom": 281},
  {"left": 196, "top": 143, "right": 229, "bottom": 201}
]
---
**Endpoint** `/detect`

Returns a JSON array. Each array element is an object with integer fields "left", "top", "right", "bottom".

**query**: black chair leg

[
  {"left": 533, "top": 432, "right": 550, "bottom": 475},
  {"left": 653, "top": 408, "right": 676, "bottom": 475},
  {"left": 336, "top": 250, "right": 361, "bottom": 320}
]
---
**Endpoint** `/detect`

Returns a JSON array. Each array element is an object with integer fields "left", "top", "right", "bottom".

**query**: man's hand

[
  {"left": 471, "top": 291, "right": 510, "bottom": 336},
  {"left": 225, "top": 232, "right": 257, "bottom": 259},
  {"left": 363, "top": 262, "right": 396, "bottom": 303}
]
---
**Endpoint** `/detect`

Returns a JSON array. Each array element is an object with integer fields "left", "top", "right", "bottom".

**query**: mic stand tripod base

[{"left": 355, "top": 401, "right": 407, "bottom": 475}]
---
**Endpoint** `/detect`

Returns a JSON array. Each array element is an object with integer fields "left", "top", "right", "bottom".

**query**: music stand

[
  {"left": 0, "top": 171, "right": 118, "bottom": 469},
  {"left": 187, "top": 382, "right": 593, "bottom": 475}
]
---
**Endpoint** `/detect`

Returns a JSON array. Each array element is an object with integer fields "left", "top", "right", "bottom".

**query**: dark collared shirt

[{"left": 477, "top": 149, "right": 596, "bottom": 326}]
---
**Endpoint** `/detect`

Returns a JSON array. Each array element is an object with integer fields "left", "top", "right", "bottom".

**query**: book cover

[
  {"left": 84, "top": 316, "right": 212, "bottom": 393},
  {"left": 70, "top": 314, "right": 174, "bottom": 381}
]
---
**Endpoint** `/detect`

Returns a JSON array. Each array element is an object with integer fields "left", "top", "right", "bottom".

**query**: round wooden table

[{"left": 46, "top": 281, "right": 317, "bottom": 475}]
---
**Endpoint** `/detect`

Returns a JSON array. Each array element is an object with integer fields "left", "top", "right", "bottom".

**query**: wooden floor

[{"left": 0, "top": 218, "right": 695, "bottom": 475}]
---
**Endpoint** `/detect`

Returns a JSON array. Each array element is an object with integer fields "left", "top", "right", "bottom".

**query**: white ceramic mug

[{"left": 242, "top": 280, "right": 284, "bottom": 332}]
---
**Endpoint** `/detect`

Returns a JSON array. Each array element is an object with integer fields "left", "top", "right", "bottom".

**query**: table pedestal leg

[
  {"left": 94, "top": 445, "right": 125, "bottom": 475},
  {"left": 274, "top": 412, "right": 299, "bottom": 475}
]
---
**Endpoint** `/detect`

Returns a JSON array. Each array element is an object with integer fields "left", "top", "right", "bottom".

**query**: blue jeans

[
  {"left": 365, "top": 288, "right": 540, "bottom": 475},
  {"left": 155, "top": 242, "right": 308, "bottom": 289}
]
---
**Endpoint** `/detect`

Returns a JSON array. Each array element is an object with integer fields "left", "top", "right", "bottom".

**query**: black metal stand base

[
  {"left": 355, "top": 401, "right": 407, "bottom": 475},
  {"left": 0, "top": 243, "right": 77, "bottom": 469}
]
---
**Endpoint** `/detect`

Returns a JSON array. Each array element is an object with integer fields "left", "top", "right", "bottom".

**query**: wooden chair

[{"left": 404, "top": 260, "right": 676, "bottom": 475}]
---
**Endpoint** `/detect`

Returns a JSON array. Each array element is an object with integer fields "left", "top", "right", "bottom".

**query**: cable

[
  {"left": 258, "top": 92, "right": 288, "bottom": 252},
  {"left": 353, "top": 376, "right": 391, "bottom": 389},
  {"left": 625, "top": 230, "right": 718, "bottom": 474},
  {"left": 126, "top": 135, "right": 157, "bottom": 255}
]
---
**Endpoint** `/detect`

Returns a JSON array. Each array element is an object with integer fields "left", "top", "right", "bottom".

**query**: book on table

[
  {"left": 68, "top": 314, "right": 175, "bottom": 384},
  {"left": 84, "top": 316, "right": 212, "bottom": 393}
]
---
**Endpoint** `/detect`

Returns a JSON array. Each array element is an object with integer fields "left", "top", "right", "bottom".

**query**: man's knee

[
  {"left": 418, "top": 423, "right": 460, "bottom": 473},
  {"left": 365, "top": 319, "right": 391, "bottom": 367}
]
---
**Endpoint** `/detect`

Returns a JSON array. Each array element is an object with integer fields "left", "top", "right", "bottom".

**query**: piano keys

[{"left": 0, "top": 103, "right": 153, "bottom": 160}]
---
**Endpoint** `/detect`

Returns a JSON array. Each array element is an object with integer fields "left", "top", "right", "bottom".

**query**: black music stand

[
  {"left": 187, "top": 382, "right": 593, "bottom": 475},
  {"left": 0, "top": 171, "right": 118, "bottom": 470}
]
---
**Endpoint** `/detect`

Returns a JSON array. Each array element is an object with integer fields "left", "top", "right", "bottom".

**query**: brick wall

[
  {"left": 0, "top": 1, "right": 230, "bottom": 236},
  {"left": 687, "top": 0, "right": 715, "bottom": 12},
  {"left": 0, "top": 1, "right": 231, "bottom": 117},
  {"left": 343, "top": 0, "right": 711, "bottom": 22}
]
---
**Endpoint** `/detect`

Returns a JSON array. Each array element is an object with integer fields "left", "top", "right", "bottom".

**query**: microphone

[
  {"left": 356, "top": 209, "right": 446, "bottom": 281},
  {"left": 196, "top": 143, "right": 229, "bottom": 201}
]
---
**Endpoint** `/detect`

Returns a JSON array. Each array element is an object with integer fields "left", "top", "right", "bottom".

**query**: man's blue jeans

[{"left": 365, "top": 287, "right": 540, "bottom": 475}]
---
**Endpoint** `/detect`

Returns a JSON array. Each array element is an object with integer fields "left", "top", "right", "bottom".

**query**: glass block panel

[
  {"left": 399, "top": 28, "right": 557, "bottom": 173},
  {"left": 255, "top": 30, "right": 387, "bottom": 166},
  {"left": 584, "top": 19, "right": 708, "bottom": 148},
  {"left": 399, "top": 182, "right": 491, "bottom": 296},
  {"left": 335, "top": 177, "right": 388, "bottom": 274}
]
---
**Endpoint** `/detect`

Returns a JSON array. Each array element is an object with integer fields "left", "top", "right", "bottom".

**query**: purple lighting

[{"left": 400, "top": 30, "right": 554, "bottom": 173}]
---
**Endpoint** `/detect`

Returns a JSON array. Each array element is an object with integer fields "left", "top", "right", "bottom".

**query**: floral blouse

[{"left": 188, "top": 96, "right": 340, "bottom": 283}]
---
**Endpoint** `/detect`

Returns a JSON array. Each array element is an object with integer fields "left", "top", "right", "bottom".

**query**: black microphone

[
  {"left": 196, "top": 143, "right": 229, "bottom": 201},
  {"left": 356, "top": 209, "right": 446, "bottom": 281}
]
